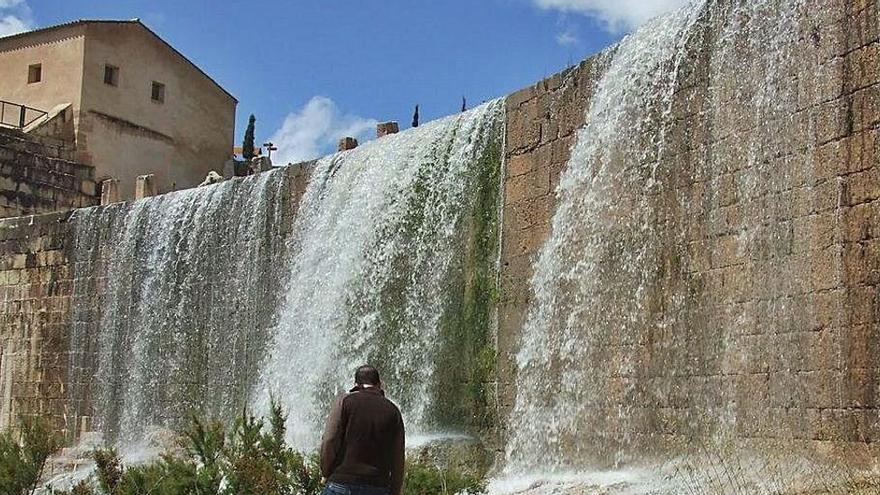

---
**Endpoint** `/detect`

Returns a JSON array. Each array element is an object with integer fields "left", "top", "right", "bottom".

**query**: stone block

[
  {"left": 337, "top": 137, "right": 358, "bottom": 151},
  {"left": 135, "top": 174, "right": 157, "bottom": 200},
  {"left": 503, "top": 167, "right": 550, "bottom": 205},
  {"left": 501, "top": 222, "right": 551, "bottom": 259},
  {"left": 376, "top": 121, "right": 399, "bottom": 138},
  {"left": 814, "top": 95, "right": 853, "bottom": 145},
  {"left": 100, "top": 179, "right": 120, "bottom": 205},
  {"left": 851, "top": 84, "right": 880, "bottom": 133},
  {"left": 504, "top": 194, "right": 553, "bottom": 234},
  {"left": 844, "top": 167, "right": 880, "bottom": 206},
  {"left": 498, "top": 253, "right": 533, "bottom": 305},
  {"left": 811, "top": 245, "right": 844, "bottom": 291},
  {"left": 843, "top": 201, "right": 880, "bottom": 242},
  {"left": 844, "top": 239, "right": 880, "bottom": 285}
]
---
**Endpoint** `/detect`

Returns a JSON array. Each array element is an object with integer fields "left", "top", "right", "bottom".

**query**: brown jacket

[{"left": 320, "top": 386, "right": 405, "bottom": 495}]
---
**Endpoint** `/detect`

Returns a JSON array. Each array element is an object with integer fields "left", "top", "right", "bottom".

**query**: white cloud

[
  {"left": 534, "top": 0, "right": 691, "bottom": 32},
  {"left": 268, "top": 96, "right": 378, "bottom": 165},
  {"left": 0, "top": 14, "right": 29, "bottom": 36},
  {"left": 555, "top": 29, "right": 578, "bottom": 46},
  {"left": 0, "top": 0, "right": 31, "bottom": 37}
]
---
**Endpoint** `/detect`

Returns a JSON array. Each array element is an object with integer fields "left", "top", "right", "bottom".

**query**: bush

[
  {"left": 0, "top": 416, "right": 59, "bottom": 495},
  {"left": 51, "top": 402, "right": 323, "bottom": 495},
  {"left": 403, "top": 462, "right": 486, "bottom": 495},
  {"left": 20, "top": 403, "right": 485, "bottom": 495}
]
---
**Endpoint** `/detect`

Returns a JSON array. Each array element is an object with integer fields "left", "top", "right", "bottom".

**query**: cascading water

[
  {"left": 503, "top": 2, "right": 709, "bottom": 473},
  {"left": 66, "top": 100, "right": 504, "bottom": 451},
  {"left": 256, "top": 99, "right": 504, "bottom": 450},
  {"left": 502, "top": 0, "right": 834, "bottom": 484},
  {"left": 68, "top": 168, "right": 295, "bottom": 443}
]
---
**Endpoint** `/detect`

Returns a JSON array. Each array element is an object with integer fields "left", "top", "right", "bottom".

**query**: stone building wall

[{"left": 0, "top": 127, "right": 97, "bottom": 219}]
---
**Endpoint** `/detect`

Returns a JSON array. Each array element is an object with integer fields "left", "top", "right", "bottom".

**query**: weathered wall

[
  {"left": 0, "top": 0, "right": 877, "bottom": 469},
  {"left": 0, "top": 127, "right": 97, "bottom": 219},
  {"left": 0, "top": 211, "right": 74, "bottom": 433},
  {"left": 0, "top": 24, "right": 86, "bottom": 119},
  {"left": 0, "top": 20, "right": 237, "bottom": 199},
  {"left": 78, "top": 22, "right": 237, "bottom": 196},
  {"left": 0, "top": 164, "right": 309, "bottom": 437},
  {"left": 496, "top": 59, "right": 595, "bottom": 452},
  {"left": 497, "top": 0, "right": 880, "bottom": 464}
]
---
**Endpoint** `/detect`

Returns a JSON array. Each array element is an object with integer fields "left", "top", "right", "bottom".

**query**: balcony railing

[{"left": 0, "top": 100, "right": 48, "bottom": 130}]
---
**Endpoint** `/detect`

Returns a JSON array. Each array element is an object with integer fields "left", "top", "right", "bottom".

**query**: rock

[
  {"left": 199, "top": 170, "right": 223, "bottom": 187},
  {"left": 407, "top": 434, "right": 491, "bottom": 478}
]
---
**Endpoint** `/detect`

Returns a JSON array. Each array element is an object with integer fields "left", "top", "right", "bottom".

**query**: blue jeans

[{"left": 323, "top": 482, "right": 391, "bottom": 495}]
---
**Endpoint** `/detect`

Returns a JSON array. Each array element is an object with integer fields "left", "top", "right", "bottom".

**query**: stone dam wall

[
  {"left": 0, "top": 0, "right": 878, "bottom": 471},
  {"left": 499, "top": 0, "right": 880, "bottom": 467}
]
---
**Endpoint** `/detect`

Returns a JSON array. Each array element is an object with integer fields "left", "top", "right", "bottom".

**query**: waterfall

[
  {"left": 69, "top": 168, "right": 294, "bottom": 444},
  {"left": 66, "top": 99, "right": 504, "bottom": 450},
  {"left": 256, "top": 99, "right": 504, "bottom": 450},
  {"left": 503, "top": 0, "right": 826, "bottom": 478},
  {"left": 503, "top": 0, "right": 709, "bottom": 473}
]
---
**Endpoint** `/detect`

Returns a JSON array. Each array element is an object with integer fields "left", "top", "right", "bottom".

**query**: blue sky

[{"left": 2, "top": 0, "right": 688, "bottom": 164}]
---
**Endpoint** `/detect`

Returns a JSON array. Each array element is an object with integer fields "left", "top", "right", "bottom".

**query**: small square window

[
  {"left": 27, "top": 64, "right": 41, "bottom": 84},
  {"left": 151, "top": 81, "right": 165, "bottom": 104},
  {"left": 104, "top": 64, "right": 119, "bottom": 86}
]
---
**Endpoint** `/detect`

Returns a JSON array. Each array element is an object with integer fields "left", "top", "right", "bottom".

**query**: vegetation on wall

[{"left": 431, "top": 116, "right": 503, "bottom": 432}]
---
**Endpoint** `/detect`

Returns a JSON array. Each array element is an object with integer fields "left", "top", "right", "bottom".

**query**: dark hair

[{"left": 355, "top": 365, "right": 381, "bottom": 386}]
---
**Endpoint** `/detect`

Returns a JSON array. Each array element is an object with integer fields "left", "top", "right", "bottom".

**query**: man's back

[{"left": 320, "top": 382, "right": 405, "bottom": 495}]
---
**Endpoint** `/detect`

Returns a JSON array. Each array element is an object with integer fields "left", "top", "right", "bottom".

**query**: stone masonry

[
  {"left": 496, "top": 0, "right": 880, "bottom": 462},
  {"left": 0, "top": 0, "right": 877, "bottom": 468},
  {"left": 0, "top": 211, "right": 74, "bottom": 433},
  {"left": 0, "top": 127, "right": 97, "bottom": 219},
  {"left": 0, "top": 164, "right": 311, "bottom": 437}
]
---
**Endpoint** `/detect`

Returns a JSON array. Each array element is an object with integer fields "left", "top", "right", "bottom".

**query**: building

[{"left": 0, "top": 19, "right": 237, "bottom": 198}]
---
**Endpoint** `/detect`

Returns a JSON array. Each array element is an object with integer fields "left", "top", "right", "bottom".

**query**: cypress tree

[
  {"left": 242, "top": 114, "right": 256, "bottom": 161},
  {"left": 412, "top": 104, "right": 420, "bottom": 128}
]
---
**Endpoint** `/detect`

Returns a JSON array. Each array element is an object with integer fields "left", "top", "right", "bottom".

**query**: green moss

[
  {"left": 336, "top": 108, "right": 504, "bottom": 435},
  {"left": 430, "top": 115, "right": 503, "bottom": 432}
]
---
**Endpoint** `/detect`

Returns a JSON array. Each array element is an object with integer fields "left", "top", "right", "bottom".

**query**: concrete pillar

[
  {"left": 377, "top": 121, "right": 400, "bottom": 138},
  {"left": 135, "top": 174, "right": 157, "bottom": 200},
  {"left": 100, "top": 178, "right": 119, "bottom": 205},
  {"left": 338, "top": 137, "right": 359, "bottom": 151}
]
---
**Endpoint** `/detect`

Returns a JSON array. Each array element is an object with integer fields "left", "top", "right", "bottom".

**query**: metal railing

[{"left": 0, "top": 99, "right": 48, "bottom": 130}]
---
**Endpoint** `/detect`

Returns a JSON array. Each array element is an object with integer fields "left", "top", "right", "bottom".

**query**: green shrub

[
  {"left": 51, "top": 401, "right": 323, "bottom": 495},
  {"left": 24, "top": 403, "right": 486, "bottom": 495},
  {"left": 0, "top": 416, "right": 59, "bottom": 495},
  {"left": 403, "top": 462, "right": 486, "bottom": 495}
]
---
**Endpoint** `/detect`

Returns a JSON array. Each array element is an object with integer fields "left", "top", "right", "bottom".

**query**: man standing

[{"left": 320, "top": 365, "right": 406, "bottom": 495}]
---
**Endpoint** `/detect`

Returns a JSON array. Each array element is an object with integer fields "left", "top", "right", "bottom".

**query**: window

[
  {"left": 151, "top": 81, "right": 165, "bottom": 104},
  {"left": 27, "top": 64, "right": 41, "bottom": 84},
  {"left": 104, "top": 64, "right": 119, "bottom": 86}
]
